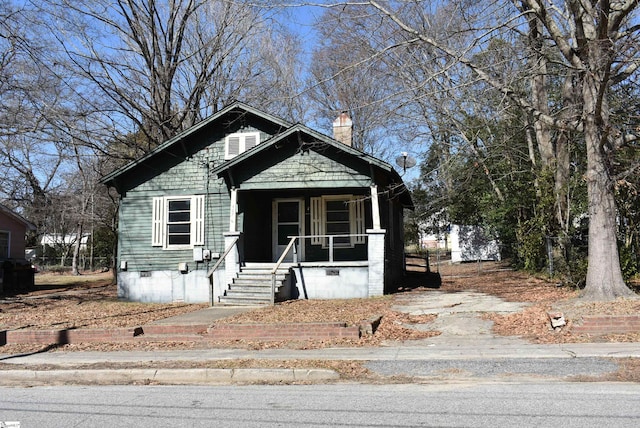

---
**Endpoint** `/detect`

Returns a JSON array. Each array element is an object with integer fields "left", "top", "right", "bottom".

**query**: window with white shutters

[
  {"left": 151, "top": 195, "right": 205, "bottom": 249},
  {"left": 225, "top": 132, "right": 261, "bottom": 159},
  {"left": 353, "top": 197, "right": 366, "bottom": 244},
  {"left": 309, "top": 195, "right": 366, "bottom": 248}
]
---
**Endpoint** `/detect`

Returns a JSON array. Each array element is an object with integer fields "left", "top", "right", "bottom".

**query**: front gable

[
  {"left": 222, "top": 135, "right": 373, "bottom": 190},
  {"left": 210, "top": 125, "right": 410, "bottom": 203},
  {"left": 101, "top": 102, "right": 292, "bottom": 194},
  {"left": 240, "top": 148, "right": 371, "bottom": 190}
]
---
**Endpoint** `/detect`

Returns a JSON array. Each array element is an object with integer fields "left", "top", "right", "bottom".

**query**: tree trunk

[
  {"left": 71, "top": 223, "right": 83, "bottom": 276},
  {"left": 554, "top": 75, "right": 575, "bottom": 235},
  {"left": 581, "top": 74, "right": 634, "bottom": 300}
]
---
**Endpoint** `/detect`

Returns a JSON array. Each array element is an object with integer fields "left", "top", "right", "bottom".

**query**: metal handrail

[
  {"left": 271, "top": 236, "right": 297, "bottom": 305},
  {"left": 207, "top": 236, "right": 239, "bottom": 306},
  {"left": 206, "top": 236, "right": 239, "bottom": 278}
]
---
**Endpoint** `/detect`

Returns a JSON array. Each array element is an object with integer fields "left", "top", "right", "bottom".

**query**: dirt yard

[{"left": 1, "top": 262, "right": 639, "bottom": 350}]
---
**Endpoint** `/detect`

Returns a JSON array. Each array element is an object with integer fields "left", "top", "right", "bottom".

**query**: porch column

[
  {"left": 229, "top": 187, "right": 238, "bottom": 232},
  {"left": 223, "top": 231, "right": 241, "bottom": 293},
  {"left": 367, "top": 228, "right": 386, "bottom": 296},
  {"left": 370, "top": 185, "right": 381, "bottom": 229}
]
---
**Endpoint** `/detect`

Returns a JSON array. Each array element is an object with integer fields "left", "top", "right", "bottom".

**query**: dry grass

[
  {"left": 2, "top": 262, "right": 640, "bottom": 349},
  {"left": 3, "top": 263, "right": 640, "bottom": 382},
  {"left": 0, "top": 272, "right": 207, "bottom": 330}
]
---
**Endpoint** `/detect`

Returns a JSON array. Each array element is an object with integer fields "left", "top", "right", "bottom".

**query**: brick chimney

[{"left": 333, "top": 112, "right": 352, "bottom": 147}]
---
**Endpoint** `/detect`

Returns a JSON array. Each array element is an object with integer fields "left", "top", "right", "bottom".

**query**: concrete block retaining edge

[{"left": 0, "top": 368, "right": 340, "bottom": 386}]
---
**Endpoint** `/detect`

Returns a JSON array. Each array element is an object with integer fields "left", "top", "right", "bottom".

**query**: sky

[{"left": 273, "top": 4, "right": 422, "bottom": 180}]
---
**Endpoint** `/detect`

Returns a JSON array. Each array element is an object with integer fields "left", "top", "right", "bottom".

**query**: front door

[{"left": 272, "top": 199, "right": 304, "bottom": 262}]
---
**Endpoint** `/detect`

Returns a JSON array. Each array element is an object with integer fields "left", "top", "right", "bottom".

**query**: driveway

[{"left": 389, "top": 290, "right": 532, "bottom": 346}]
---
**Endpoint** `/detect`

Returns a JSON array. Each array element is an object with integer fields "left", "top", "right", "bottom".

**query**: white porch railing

[{"left": 270, "top": 234, "right": 369, "bottom": 305}]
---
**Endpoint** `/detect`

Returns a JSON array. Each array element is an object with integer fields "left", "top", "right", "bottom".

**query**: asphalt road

[{"left": 2, "top": 383, "right": 640, "bottom": 427}]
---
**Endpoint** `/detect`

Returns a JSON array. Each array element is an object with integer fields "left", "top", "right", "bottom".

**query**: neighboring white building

[
  {"left": 420, "top": 232, "right": 448, "bottom": 250},
  {"left": 40, "top": 234, "right": 90, "bottom": 251},
  {"left": 450, "top": 225, "right": 501, "bottom": 263}
]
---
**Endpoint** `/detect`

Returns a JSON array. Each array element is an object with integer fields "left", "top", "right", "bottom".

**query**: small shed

[{"left": 450, "top": 224, "right": 501, "bottom": 263}]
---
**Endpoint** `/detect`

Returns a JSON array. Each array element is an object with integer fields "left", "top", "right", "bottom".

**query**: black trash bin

[{"left": 1, "top": 260, "right": 34, "bottom": 294}]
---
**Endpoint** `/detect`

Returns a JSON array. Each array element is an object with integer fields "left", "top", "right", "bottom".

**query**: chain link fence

[{"left": 31, "top": 256, "right": 111, "bottom": 273}]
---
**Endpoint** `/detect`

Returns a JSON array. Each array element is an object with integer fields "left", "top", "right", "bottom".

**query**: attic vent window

[{"left": 225, "top": 132, "right": 260, "bottom": 160}]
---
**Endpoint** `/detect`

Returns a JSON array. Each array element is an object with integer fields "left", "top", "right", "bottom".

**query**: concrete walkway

[
  {"left": 2, "top": 290, "right": 640, "bottom": 385},
  {"left": 148, "top": 306, "right": 253, "bottom": 325}
]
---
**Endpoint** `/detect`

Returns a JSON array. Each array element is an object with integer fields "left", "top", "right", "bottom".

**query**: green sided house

[{"left": 101, "top": 102, "right": 413, "bottom": 304}]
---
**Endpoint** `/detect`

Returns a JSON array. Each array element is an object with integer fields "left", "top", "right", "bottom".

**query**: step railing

[
  {"left": 206, "top": 236, "right": 239, "bottom": 306},
  {"left": 271, "top": 237, "right": 297, "bottom": 305}
]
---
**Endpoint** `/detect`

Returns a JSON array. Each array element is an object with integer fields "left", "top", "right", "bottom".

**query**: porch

[
  {"left": 205, "top": 180, "right": 391, "bottom": 305},
  {"left": 208, "top": 230, "right": 386, "bottom": 305}
]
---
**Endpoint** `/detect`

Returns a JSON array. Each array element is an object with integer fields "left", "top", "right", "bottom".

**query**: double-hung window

[
  {"left": 152, "top": 195, "right": 204, "bottom": 249},
  {"left": 310, "top": 195, "right": 366, "bottom": 247},
  {"left": 225, "top": 132, "right": 260, "bottom": 159}
]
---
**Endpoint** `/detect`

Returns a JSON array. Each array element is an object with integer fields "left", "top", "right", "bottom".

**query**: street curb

[{"left": 0, "top": 368, "right": 340, "bottom": 386}]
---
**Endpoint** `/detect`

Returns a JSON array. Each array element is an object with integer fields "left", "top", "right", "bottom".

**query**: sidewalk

[{"left": 2, "top": 339, "right": 640, "bottom": 386}]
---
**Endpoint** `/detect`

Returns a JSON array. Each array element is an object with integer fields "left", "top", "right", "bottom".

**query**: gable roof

[
  {"left": 100, "top": 102, "right": 413, "bottom": 208},
  {"left": 0, "top": 205, "right": 36, "bottom": 230},
  {"left": 211, "top": 123, "right": 413, "bottom": 208},
  {"left": 100, "top": 101, "right": 292, "bottom": 186},
  {"left": 211, "top": 123, "right": 392, "bottom": 175}
]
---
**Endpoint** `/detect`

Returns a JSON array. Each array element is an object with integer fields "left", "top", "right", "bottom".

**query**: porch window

[
  {"left": 152, "top": 195, "right": 205, "bottom": 249},
  {"left": 310, "top": 195, "right": 366, "bottom": 247},
  {"left": 225, "top": 132, "right": 260, "bottom": 159},
  {"left": 0, "top": 230, "right": 9, "bottom": 259}
]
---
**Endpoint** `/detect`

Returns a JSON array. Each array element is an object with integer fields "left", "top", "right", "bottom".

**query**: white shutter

[
  {"left": 354, "top": 197, "right": 366, "bottom": 244},
  {"left": 244, "top": 134, "right": 258, "bottom": 150},
  {"left": 310, "top": 197, "right": 324, "bottom": 245},
  {"left": 226, "top": 136, "right": 240, "bottom": 158},
  {"left": 192, "top": 195, "right": 205, "bottom": 246},
  {"left": 151, "top": 197, "right": 165, "bottom": 247}
]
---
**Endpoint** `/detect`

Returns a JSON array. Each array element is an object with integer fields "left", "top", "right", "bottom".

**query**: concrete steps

[{"left": 218, "top": 263, "right": 291, "bottom": 306}]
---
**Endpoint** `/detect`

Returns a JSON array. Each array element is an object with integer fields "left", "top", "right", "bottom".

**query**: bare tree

[
  {"left": 42, "top": 0, "right": 305, "bottom": 156},
  {"left": 306, "top": 6, "right": 404, "bottom": 158},
  {"left": 0, "top": 1, "right": 76, "bottom": 235},
  {"left": 348, "top": 0, "right": 639, "bottom": 299}
]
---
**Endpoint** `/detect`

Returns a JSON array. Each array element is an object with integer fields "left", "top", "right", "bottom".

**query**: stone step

[
  {"left": 229, "top": 284, "right": 273, "bottom": 293},
  {"left": 240, "top": 264, "right": 291, "bottom": 273},
  {"left": 218, "top": 296, "right": 272, "bottom": 306},
  {"left": 234, "top": 274, "right": 286, "bottom": 283},
  {"left": 225, "top": 289, "right": 272, "bottom": 298},
  {"left": 237, "top": 270, "right": 290, "bottom": 277}
]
